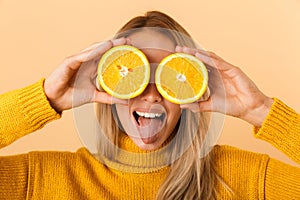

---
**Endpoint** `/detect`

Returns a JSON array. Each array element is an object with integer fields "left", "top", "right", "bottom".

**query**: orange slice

[
  {"left": 155, "top": 53, "right": 208, "bottom": 104},
  {"left": 97, "top": 45, "right": 150, "bottom": 99}
]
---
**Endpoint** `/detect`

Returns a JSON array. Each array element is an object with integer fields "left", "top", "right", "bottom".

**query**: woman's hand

[
  {"left": 44, "top": 38, "right": 128, "bottom": 113},
  {"left": 176, "top": 46, "right": 273, "bottom": 127}
]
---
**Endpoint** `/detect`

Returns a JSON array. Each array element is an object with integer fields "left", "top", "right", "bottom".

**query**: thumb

[
  {"left": 180, "top": 100, "right": 213, "bottom": 113},
  {"left": 93, "top": 91, "right": 128, "bottom": 105},
  {"left": 198, "top": 100, "right": 213, "bottom": 112}
]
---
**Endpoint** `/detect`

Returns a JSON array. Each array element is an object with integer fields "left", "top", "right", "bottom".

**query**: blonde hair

[{"left": 96, "top": 11, "right": 224, "bottom": 200}]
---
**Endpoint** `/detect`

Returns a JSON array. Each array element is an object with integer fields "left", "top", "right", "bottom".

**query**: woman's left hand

[{"left": 175, "top": 46, "right": 273, "bottom": 127}]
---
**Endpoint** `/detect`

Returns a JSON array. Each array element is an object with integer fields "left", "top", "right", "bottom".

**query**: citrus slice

[
  {"left": 97, "top": 45, "right": 150, "bottom": 99},
  {"left": 155, "top": 53, "right": 208, "bottom": 104}
]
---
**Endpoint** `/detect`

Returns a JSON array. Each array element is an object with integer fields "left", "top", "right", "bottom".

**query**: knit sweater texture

[{"left": 0, "top": 79, "right": 299, "bottom": 199}]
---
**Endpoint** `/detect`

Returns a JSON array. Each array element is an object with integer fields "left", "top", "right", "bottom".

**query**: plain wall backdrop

[{"left": 0, "top": 0, "right": 299, "bottom": 166}]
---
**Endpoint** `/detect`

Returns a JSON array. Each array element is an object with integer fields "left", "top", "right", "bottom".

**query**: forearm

[{"left": 0, "top": 79, "right": 60, "bottom": 148}]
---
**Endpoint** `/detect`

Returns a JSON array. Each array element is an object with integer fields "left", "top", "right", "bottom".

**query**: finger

[
  {"left": 80, "top": 41, "right": 105, "bottom": 53},
  {"left": 175, "top": 46, "right": 221, "bottom": 69},
  {"left": 195, "top": 51, "right": 235, "bottom": 71},
  {"left": 79, "top": 40, "right": 114, "bottom": 62},
  {"left": 126, "top": 37, "right": 132, "bottom": 45},
  {"left": 180, "top": 100, "right": 213, "bottom": 113},
  {"left": 176, "top": 46, "right": 221, "bottom": 62},
  {"left": 111, "top": 37, "right": 127, "bottom": 46},
  {"left": 80, "top": 37, "right": 127, "bottom": 54},
  {"left": 175, "top": 46, "right": 215, "bottom": 76},
  {"left": 90, "top": 37, "right": 128, "bottom": 69},
  {"left": 175, "top": 45, "right": 183, "bottom": 53},
  {"left": 198, "top": 100, "right": 213, "bottom": 112},
  {"left": 65, "top": 40, "right": 113, "bottom": 70},
  {"left": 175, "top": 46, "right": 198, "bottom": 55},
  {"left": 182, "top": 46, "right": 198, "bottom": 55},
  {"left": 194, "top": 52, "right": 217, "bottom": 68},
  {"left": 93, "top": 91, "right": 128, "bottom": 105},
  {"left": 175, "top": 46, "right": 215, "bottom": 68},
  {"left": 195, "top": 49, "right": 220, "bottom": 59},
  {"left": 90, "top": 38, "right": 127, "bottom": 64}
]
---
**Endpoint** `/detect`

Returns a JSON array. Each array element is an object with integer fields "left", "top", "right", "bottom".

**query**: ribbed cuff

[
  {"left": 253, "top": 98, "right": 300, "bottom": 162},
  {"left": 0, "top": 79, "right": 61, "bottom": 148},
  {"left": 18, "top": 79, "right": 61, "bottom": 135}
]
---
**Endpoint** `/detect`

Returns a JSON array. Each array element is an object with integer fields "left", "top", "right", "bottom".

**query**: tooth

[
  {"left": 136, "top": 111, "right": 143, "bottom": 117},
  {"left": 149, "top": 113, "right": 156, "bottom": 118},
  {"left": 136, "top": 111, "right": 164, "bottom": 119}
]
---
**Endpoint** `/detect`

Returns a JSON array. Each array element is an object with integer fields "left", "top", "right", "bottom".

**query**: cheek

[{"left": 166, "top": 103, "right": 181, "bottom": 125}]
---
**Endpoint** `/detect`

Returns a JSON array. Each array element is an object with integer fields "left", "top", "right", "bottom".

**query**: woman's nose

[{"left": 140, "top": 83, "right": 162, "bottom": 103}]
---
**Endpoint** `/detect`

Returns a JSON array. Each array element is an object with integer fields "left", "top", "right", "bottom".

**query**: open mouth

[{"left": 130, "top": 109, "right": 167, "bottom": 142}]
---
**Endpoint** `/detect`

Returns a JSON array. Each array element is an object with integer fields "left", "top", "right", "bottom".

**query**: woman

[{"left": 0, "top": 11, "right": 299, "bottom": 200}]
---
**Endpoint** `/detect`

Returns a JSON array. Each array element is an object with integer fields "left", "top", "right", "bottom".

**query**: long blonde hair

[{"left": 97, "top": 11, "right": 222, "bottom": 200}]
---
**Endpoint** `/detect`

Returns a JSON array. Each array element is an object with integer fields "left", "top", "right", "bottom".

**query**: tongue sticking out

[{"left": 137, "top": 116, "right": 164, "bottom": 143}]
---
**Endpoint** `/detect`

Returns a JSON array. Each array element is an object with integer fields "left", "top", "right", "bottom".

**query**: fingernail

[
  {"left": 175, "top": 45, "right": 182, "bottom": 52},
  {"left": 112, "top": 37, "right": 126, "bottom": 45}
]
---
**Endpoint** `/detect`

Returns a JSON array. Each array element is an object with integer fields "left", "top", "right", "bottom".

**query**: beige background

[{"left": 0, "top": 0, "right": 299, "bottom": 166}]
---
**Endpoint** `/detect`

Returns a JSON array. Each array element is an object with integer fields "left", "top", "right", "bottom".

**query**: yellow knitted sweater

[{"left": 0, "top": 79, "right": 300, "bottom": 200}]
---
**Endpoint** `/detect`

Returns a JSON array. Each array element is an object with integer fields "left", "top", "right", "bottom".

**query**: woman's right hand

[{"left": 44, "top": 38, "right": 129, "bottom": 113}]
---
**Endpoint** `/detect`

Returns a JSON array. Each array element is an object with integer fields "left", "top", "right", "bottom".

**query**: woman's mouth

[{"left": 131, "top": 109, "right": 166, "bottom": 142}]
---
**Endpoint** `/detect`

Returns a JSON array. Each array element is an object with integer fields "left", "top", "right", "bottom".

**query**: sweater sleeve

[
  {"left": 0, "top": 79, "right": 61, "bottom": 148},
  {"left": 264, "top": 157, "right": 300, "bottom": 199},
  {"left": 253, "top": 98, "right": 300, "bottom": 164},
  {"left": 213, "top": 146, "right": 300, "bottom": 199},
  {"left": 0, "top": 154, "right": 29, "bottom": 200}
]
